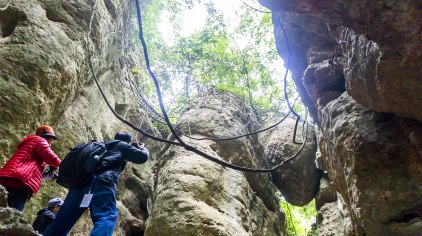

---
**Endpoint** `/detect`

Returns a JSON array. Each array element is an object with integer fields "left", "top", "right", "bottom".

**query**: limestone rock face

[
  {"left": 260, "top": 0, "right": 422, "bottom": 121},
  {"left": 1, "top": 1, "right": 287, "bottom": 235},
  {"left": 145, "top": 94, "right": 284, "bottom": 236},
  {"left": 319, "top": 93, "right": 422, "bottom": 235},
  {"left": 0, "top": 0, "right": 85, "bottom": 150},
  {"left": 260, "top": 0, "right": 422, "bottom": 235},
  {"left": 316, "top": 200, "right": 353, "bottom": 236},
  {"left": 0, "top": 0, "right": 138, "bottom": 158},
  {"left": 2, "top": 0, "right": 420, "bottom": 235},
  {"left": 302, "top": 59, "right": 345, "bottom": 110},
  {"left": 260, "top": 118, "right": 319, "bottom": 206},
  {"left": 115, "top": 162, "right": 155, "bottom": 235},
  {"left": 315, "top": 177, "right": 336, "bottom": 211},
  {"left": 0, "top": 186, "right": 38, "bottom": 236},
  {"left": 0, "top": 0, "right": 153, "bottom": 233}
]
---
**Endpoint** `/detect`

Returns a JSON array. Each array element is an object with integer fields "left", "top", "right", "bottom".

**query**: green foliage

[
  {"left": 131, "top": 0, "right": 295, "bottom": 121},
  {"left": 278, "top": 194, "right": 317, "bottom": 236}
]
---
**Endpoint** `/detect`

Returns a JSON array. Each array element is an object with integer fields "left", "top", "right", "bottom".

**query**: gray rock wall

[
  {"left": 259, "top": 118, "right": 319, "bottom": 206},
  {"left": 259, "top": 0, "right": 422, "bottom": 235},
  {"left": 0, "top": 0, "right": 153, "bottom": 233},
  {"left": 1, "top": 1, "right": 295, "bottom": 235},
  {"left": 260, "top": 0, "right": 422, "bottom": 121},
  {"left": 0, "top": 186, "right": 38, "bottom": 235},
  {"left": 145, "top": 94, "right": 284, "bottom": 236},
  {"left": 4, "top": 0, "right": 420, "bottom": 235},
  {"left": 319, "top": 93, "right": 422, "bottom": 235},
  {"left": 0, "top": 0, "right": 138, "bottom": 159}
]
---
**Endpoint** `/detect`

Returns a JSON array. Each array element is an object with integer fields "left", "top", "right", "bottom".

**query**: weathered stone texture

[
  {"left": 0, "top": 0, "right": 154, "bottom": 234},
  {"left": 319, "top": 93, "right": 422, "bottom": 235},
  {"left": 302, "top": 58, "right": 345, "bottom": 110},
  {"left": 261, "top": 0, "right": 422, "bottom": 121},
  {"left": 146, "top": 141, "right": 281, "bottom": 236},
  {"left": 315, "top": 177, "right": 336, "bottom": 211},
  {"left": 145, "top": 94, "right": 284, "bottom": 236},
  {"left": 316, "top": 198, "right": 353, "bottom": 236},
  {"left": 0, "top": 0, "right": 140, "bottom": 158},
  {"left": 0, "top": 186, "right": 39, "bottom": 235},
  {"left": 2, "top": 0, "right": 420, "bottom": 235},
  {"left": 260, "top": 118, "right": 319, "bottom": 206},
  {"left": 260, "top": 0, "right": 422, "bottom": 235}
]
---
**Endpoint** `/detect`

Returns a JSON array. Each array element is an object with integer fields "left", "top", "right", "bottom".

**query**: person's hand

[
  {"left": 42, "top": 166, "right": 58, "bottom": 181},
  {"left": 132, "top": 142, "right": 144, "bottom": 149},
  {"left": 42, "top": 169, "right": 55, "bottom": 181}
]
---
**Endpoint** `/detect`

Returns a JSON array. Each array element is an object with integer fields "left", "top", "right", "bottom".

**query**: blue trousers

[
  {"left": 43, "top": 181, "right": 118, "bottom": 236},
  {"left": 4, "top": 186, "right": 32, "bottom": 211}
]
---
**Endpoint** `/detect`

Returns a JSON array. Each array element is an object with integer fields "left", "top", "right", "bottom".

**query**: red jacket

[{"left": 0, "top": 135, "right": 61, "bottom": 193}]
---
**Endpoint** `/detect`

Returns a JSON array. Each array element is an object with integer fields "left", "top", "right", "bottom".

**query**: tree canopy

[
  {"left": 128, "top": 0, "right": 300, "bottom": 123},
  {"left": 125, "top": 0, "right": 316, "bottom": 233}
]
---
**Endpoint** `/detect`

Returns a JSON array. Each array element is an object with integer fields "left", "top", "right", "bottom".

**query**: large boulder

[
  {"left": 260, "top": 117, "right": 319, "bottom": 206},
  {"left": 145, "top": 94, "right": 284, "bottom": 235},
  {"left": 315, "top": 177, "right": 336, "bottom": 211}
]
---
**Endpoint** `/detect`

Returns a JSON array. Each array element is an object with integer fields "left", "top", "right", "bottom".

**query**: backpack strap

[
  {"left": 98, "top": 149, "right": 108, "bottom": 158},
  {"left": 96, "top": 140, "right": 120, "bottom": 159},
  {"left": 87, "top": 142, "right": 117, "bottom": 192},
  {"left": 94, "top": 140, "right": 121, "bottom": 173},
  {"left": 104, "top": 140, "right": 121, "bottom": 149}
]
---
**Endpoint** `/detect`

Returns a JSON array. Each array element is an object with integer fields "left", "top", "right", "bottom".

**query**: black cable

[
  {"left": 87, "top": 55, "right": 180, "bottom": 146},
  {"left": 130, "top": 76, "right": 299, "bottom": 142},
  {"left": 293, "top": 116, "right": 303, "bottom": 144},
  {"left": 280, "top": 25, "right": 300, "bottom": 119},
  {"left": 134, "top": 0, "right": 187, "bottom": 146},
  {"left": 186, "top": 116, "right": 309, "bottom": 173},
  {"left": 278, "top": 19, "right": 306, "bottom": 147},
  {"left": 134, "top": 0, "right": 299, "bottom": 143},
  {"left": 90, "top": 49, "right": 309, "bottom": 172},
  {"left": 128, "top": 70, "right": 300, "bottom": 142},
  {"left": 86, "top": 0, "right": 310, "bottom": 173},
  {"left": 134, "top": 0, "right": 310, "bottom": 172},
  {"left": 132, "top": 6, "right": 300, "bottom": 143},
  {"left": 181, "top": 102, "right": 294, "bottom": 141}
]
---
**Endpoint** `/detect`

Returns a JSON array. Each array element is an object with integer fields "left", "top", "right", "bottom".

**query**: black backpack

[{"left": 56, "top": 140, "right": 107, "bottom": 189}]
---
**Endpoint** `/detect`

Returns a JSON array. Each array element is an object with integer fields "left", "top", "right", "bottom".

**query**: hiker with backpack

[
  {"left": 32, "top": 197, "right": 63, "bottom": 234},
  {"left": 0, "top": 125, "right": 61, "bottom": 211},
  {"left": 43, "top": 131, "right": 149, "bottom": 236}
]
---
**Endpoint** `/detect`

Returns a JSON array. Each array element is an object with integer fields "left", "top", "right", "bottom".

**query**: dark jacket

[
  {"left": 95, "top": 140, "right": 149, "bottom": 190},
  {"left": 32, "top": 208, "right": 56, "bottom": 234}
]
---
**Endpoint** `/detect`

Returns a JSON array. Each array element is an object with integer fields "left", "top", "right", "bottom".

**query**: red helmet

[{"left": 35, "top": 125, "right": 58, "bottom": 139}]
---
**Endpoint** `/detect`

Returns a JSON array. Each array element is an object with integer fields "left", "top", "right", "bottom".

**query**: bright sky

[
  {"left": 156, "top": 0, "right": 250, "bottom": 104},
  {"left": 158, "top": 0, "right": 241, "bottom": 46},
  {"left": 154, "top": 0, "right": 294, "bottom": 111}
]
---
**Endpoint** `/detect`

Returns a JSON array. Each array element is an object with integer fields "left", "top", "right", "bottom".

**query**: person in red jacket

[{"left": 0, "top": 125, "right": 61, "bottom": 211}]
